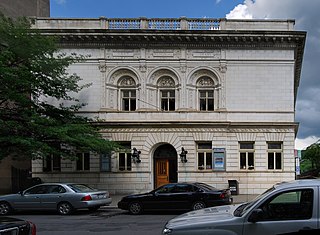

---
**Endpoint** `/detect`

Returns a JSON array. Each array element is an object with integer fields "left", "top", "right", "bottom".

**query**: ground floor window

[
  {"left": 268, "top": 142, "right": 282, "bottom": 170},
  {"left": 76, "top": 152, "right": 90, "bottom": 171},
  {"left": 101, "top": 153, "right": 111, "bottom": 172},
  {"left": 197, "top": 142, "right": 212, "bottom": 170},
  {"left": 239, "top": 142, "right": 255, "bottom": 170},
  {"left": 43, "top": 154, "right": 61, "bottom": 172},
  {"left": 118, "top": 142, "right": 132, "bottom": 171}
]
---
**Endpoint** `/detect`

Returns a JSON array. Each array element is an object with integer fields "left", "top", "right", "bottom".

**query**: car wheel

[
  {"left": 192, "top": 201, "right": 206, "bottom": 210},
  {"left": 128, "top": 202, "right": 142, "bottom": 215},
  {"left": 88, "top": 206, "right": 100, "bottom": 212},
  {"left": 57, "top": 202, "right": 74, "bottom": 215},
  {"left": 0, "top": 201, "right": 12, "bottom": 215}
]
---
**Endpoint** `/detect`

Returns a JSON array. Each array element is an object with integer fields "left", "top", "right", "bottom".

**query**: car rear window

[
  {"left": 68, "top": 184, "right": 95, "bottom": 192},
  {"left": 195, "top": 183, "right": 218, "bottom": 191}
]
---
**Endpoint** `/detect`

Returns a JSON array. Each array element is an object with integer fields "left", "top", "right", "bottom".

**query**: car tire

[
  {"left": 192, "top": 201, "right": 206, "bottom": 210},
  {"left": 57, "top": 202, "right": 74, "bottom": 215},
  {"left": 0, "top": 201, "right": 12, "bottom": 215},
  {"left": 88, "top": 206, "right": 100, "bottom": 212},
  {"left": 128, "top": 202, "right": 142, "bottom": 215}
]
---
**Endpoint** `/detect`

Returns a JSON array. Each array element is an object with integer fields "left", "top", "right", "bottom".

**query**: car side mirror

[{"left": 248, "top": 209, "right": 264, "bottom": 223}]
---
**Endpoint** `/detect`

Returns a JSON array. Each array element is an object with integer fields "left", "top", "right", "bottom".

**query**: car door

[
  {"left": 14, "top": 185, "right": 49, "bottom": 210},
  {"left": 243, "top": 187, "right": 318, "bottom": 235},
  {"left": 169, "top": 184, "right": 195, "bottom": 210},
  {"left": 40, "top": 185, "right": 67, "bottom": 210},
  {"left": 150, "top": 184, "right": 176, "bottom": 210}
]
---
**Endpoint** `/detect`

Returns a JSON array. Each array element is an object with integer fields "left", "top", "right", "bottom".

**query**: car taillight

[
  {"left": 81, "top": 195, "right": 92, "bottom": 201},
  {"left": 28, "top": 221, "right": 36, "bottom": 235},
  {"left": 219, "top": 193, "right": 226, "bottom": 199}
]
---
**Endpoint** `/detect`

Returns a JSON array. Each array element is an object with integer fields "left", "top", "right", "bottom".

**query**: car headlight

[{"left": 162, "top": 227, "right": 172, "bottom": 234}]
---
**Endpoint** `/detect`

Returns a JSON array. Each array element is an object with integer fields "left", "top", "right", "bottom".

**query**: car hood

[
  {"left": 0, "top": 217, "right": 27, "bottom": 229},
  {"left": 166, "top": 204, "right": 240, "bottom": 228}
]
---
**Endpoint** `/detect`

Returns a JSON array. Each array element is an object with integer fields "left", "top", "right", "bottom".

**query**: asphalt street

[
  {"left": 13, "top": 194, "right": 257, "bottom": 234},
  {"left": 16, "top": 208, "right": 179, "bottom": 235}
]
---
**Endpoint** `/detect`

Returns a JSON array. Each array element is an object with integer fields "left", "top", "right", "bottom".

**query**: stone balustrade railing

[
  {"left": 107, "top": 18, "right": 220, "bottom": 30},
  {"left": 34, "top": 17, "right": 295, "bottom": 31}
]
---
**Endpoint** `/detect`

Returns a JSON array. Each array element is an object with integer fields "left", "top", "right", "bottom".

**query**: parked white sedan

[{"left": 0, "top": 183, "right": 112, "bottom": 215}]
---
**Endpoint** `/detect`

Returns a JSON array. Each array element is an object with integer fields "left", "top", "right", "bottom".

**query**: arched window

[
  {"left": 157, "top": 76, "right": 175, "bottom": 111},
  {"left": 118, "top": 76, "right": 136, "bottom": 111},
  {"left": 197, "top": 76, "right": 215, "bottom": 111}
]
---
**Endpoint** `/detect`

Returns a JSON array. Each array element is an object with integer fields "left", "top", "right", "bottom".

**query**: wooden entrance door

[{"left": 156, "top": 159, "right": 169, "bottom": 188}]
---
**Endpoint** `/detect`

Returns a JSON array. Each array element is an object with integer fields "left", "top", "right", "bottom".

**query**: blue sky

[
  {"left": 50, "top": 0, "right": 320, "bottom": 149},
  {"left": 51, "top": 0, "right": 243, "bottom": 18}
]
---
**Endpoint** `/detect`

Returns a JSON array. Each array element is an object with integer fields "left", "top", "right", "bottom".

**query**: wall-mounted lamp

[
  {"left": 132, "top": 147, "right": 141, "bottom": 163},
  {"left": 180, "top": 147, "right": 188, "bottom": 163}
]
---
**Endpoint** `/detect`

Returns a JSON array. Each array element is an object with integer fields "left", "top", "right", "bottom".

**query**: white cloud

[
  {"left": 295, "top": 136, "right": 319, "bottom": 150},
  {"left": 226, "top": 4, "right": 252, "bottom": 19}
]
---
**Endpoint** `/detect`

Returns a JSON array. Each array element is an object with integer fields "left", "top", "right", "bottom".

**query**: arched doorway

[{"left": 154, "top": 144, "right": 178, "bottom": 188}]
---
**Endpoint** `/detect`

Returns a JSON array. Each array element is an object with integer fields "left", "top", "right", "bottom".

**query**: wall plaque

[{"left": 213, "top": 148, "right": 226, "bottom": 171}]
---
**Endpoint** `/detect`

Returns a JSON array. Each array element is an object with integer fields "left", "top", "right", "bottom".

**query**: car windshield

[
  {"left": 68, "top": 184, "right": 95, "bottom": 193},
  {"left": 234, "top": 186, "right": 275, "bottom": 217}
]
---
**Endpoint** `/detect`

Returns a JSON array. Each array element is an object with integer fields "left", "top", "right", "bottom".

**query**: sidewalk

[{"left": 108, "top": 194, "right": 258, "bottom": 208}]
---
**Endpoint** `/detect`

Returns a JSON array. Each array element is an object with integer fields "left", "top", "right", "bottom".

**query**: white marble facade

[{"left": 32, "top": 18, "right": 306, "bottom": 194}]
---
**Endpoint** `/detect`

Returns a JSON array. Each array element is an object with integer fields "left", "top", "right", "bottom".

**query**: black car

[
  {"left": 118, "top": 182, "right": 232, "bottom": 214},
  {"left": 0, "top": 217, "right": 36, "bottom": 235}
]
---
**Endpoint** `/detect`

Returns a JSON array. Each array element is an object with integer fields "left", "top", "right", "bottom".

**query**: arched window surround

[
  {"left": 105, "top": 68, "right": 140, "bottom": 111},
  {"left": 187, "top": 68, "right": 221, "bottom": 111},
  {"left": 147, "top": 68, "right": 181, "bottom": 111}
]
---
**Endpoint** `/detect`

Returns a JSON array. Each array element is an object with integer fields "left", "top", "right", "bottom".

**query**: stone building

[
  {"left": 0, "top": 0, "right": 49, "bottom": 18},
  {"left": 32, "top": 17, "right": 306, "bottom": 195}
]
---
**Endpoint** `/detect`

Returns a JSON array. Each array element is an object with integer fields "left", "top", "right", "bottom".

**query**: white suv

[{"left": 163, "top": 180, "right": 320, "bottom": 235}]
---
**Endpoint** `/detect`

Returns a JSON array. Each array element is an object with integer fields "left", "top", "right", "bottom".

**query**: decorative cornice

[
  {"left": 98, "top": 127, "right": 295, "bottom": 134},
  {"left": 92, "top": 121, "right": 297, "bottom": 131},
  {"left": 42, "top": 29, "right": 305, "bottom": 45}
]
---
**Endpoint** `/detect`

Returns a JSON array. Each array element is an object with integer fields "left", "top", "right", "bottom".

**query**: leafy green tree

[
  {"left": 0, "top": 14, "right": 116, "bottom": 161},
  {"left": 302, "top": 140, "right": 320, "bottom": 170}
]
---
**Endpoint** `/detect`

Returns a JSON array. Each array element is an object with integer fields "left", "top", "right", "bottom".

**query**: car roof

[
  {"left": 274, "top": 179, "right": 320, "bottom": 190},
  {"left": 31, "top": 183, "right": 85, "bottom": 187},
  {"left": 163, "top": 182, "right": 212, "bottom": 187},
  {"left": 35, "top": 183, "right": 67, "bottom": 185},
  {"left": 164, "top": 182, "right": 197, "bottom": 185},
  {"left": 37, "top": 183, "right": 85, "bottom": 185}
]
